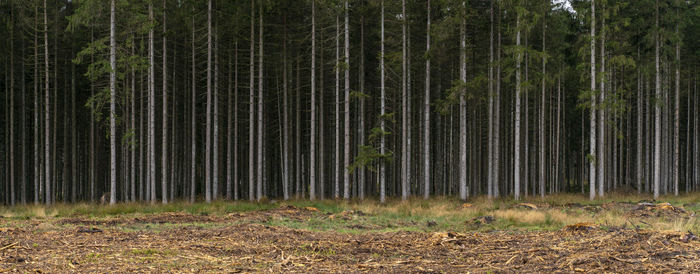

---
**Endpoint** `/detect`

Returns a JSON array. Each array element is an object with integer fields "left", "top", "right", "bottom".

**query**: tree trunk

[
  {"left": 514, "top": 11, "right": 521, "bottom": 200},
  {"left": 191, "top": 6, "right": 197, "bottom": 202},
  {"left": 282, "top": 19, "right": 290, "bottom": 200},
  {"left": 540, "top": 14, "right": 546, "bottom": 198},
  {"left": 494, "top": 3, "right": 501, "bottom": 198},
  {"left": 257, "top": 2, "right": 264, "bottom": 200},
  {"left": 653, "top": 0, "right": 661, "bottom": 199},
  {"left": 205, "top": 0, "right": 212, "bottom": 203},
  {"left": 34, "top": 2, "right": 40, "bottom": 204},
  {"left": 310, "top": 0, "right": 316, "bottom": 200},
  {"left": 335, "top": 15, "right": 340, "bottom": 200},
  {"left": 673, "top": 13, "right": 680, "bottom": 196},
  {"left": 109, "top": 0, "right": 117, "bottom": 205},
  {"left": 248, "top": 0, "right": 255, "bottom": 201},
  {"left": 44, "top": 0, "right": 51, "bottom": 205},
  {"left": 162, "top": 0, "right": 169, "bottom": 204},
  {"left": 598, "top": 9, "right": 605, "bottom": 198},
  {"left": 589, "top": 0, "right": 597, "bottom": 201},
  {"left": 424, "top": 0, "right": 431, "bottom": 200},
  {"left": 380, "top": 0, "right": 386, "bottom": 203},
  {"left": 343, "top": 0, "right": 351, "bottom": 200}
]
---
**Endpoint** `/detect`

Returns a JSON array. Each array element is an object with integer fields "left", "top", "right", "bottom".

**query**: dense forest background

[{"left": 0, "top": 0, "right": 699, "bottom": 205}]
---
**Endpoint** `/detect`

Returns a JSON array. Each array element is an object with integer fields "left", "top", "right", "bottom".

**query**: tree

[
  {"left": 459, "top": 1, "right": 468, "bottom": 201},
  {"left": 343, "top": 0, "right": 351, "bottom": 200},
  {"left": 424, "top": 0, "right": 431, "bottom": 200},
  {"left": 162, "top": 0, "right": 168, "bottom": 204},
  {"left": 109, "top": 0, "right": 117, "bottom": 205},
  {"left": 514, "top": 5, "right": 522, "bottom": 201},
  {"left": 380, "top": 0, "right": 386, "bottom": 203},
  {"left": 205, "top": 0, "right": 213, "bottom": 203},
  {"left": 589, "top": 0, "right": 597, "bottom": 201},
  {"left": 310, "top": 0, "right": 317, "bottom": 200},
  {"left": 257, "top": 0, "right": 264, "bottom": 201},
  {"left": 653, "top": 0, "right": 661, "bottom": 199}
]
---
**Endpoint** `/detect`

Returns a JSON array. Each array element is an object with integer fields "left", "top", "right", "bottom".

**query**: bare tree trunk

[
  {"left": 149, "top": 2, "right": 156, "bottom": 203},
  {"left": 589, "top": 0, "right": 597, "bottom": 200},
  {"left": 343, "top": 0, "right": 351, "bottom": 200},
  {"left": 234, "top": 42, "right": 239, "bottom": 200},
  {"left": 401, "top": 0, "right": 409, "bottom": 200},
  {"left": 598, "top": 9, "right": 606, "bottom": 198},
  {"left": 555, "top": 75, "right": 561, "bottom": 193},
  {"left": 653, "top": 0, "right": 661, "bottom": 199},
  {"left": 539, "top": 15, "right": 546, "bottom": 198},
  {"left": 227, "top": 46, "right": 233, "bottom": 200},
  {"left": 162, "top": 0, "right": 168, "bottom": 204},
  {"left": 44, "top": 0, "right": 51, "bottom": 205},
  {"left": 673, "top": 13, "right": 680, "bottom": 196},
  {"left": 34, "top": 3, "right": 40, "bottom": 204},
  {"left": 379, "top": 0, "right": 386, "bottom": 203},
  {"left": 487, "top": 0, "right": 493, "bottom": 199},
  {"left": 131, "top": 41, "right": 137, "bottom": 202},
  {"left": 214, "top": 18, "right": 220, "bottom": 200},
  {"left": 191, "top": 7, "right": 197, "bottom": 202},
  {"left": 459, "top": 2, "right": 468, "bottom": 201},
  {"left": 9, "top": 2, "right": 15, "bottom": 205},
  {"left": 310, "top": 0, "right": 317, "bottom": 200},
  {"left": 514, "top": 11, "right": 521, "bottom": 200},
  {"left": 205, "top": 0, "right": 212, "bottom": 203},
  {"left": 248, "top": 0, "right": 255, "bottom": 201},
  {"left": 282, "top": 20, "right": 290, "bottom": 200},
  {"left": 637, "top": 47, "right": 642, "bottom": 194},
  {"left": 424, "top": 0, "right": 431, "bottom": 200},
  {"left": 319, "top": 29, "right": 325, "bottom": 200},
  {"left": 335, "top": 15, "right": 340, "bottom": 200},
  {"left": 494, "top": 4, "right": 501, "bottom": 198},
  {"left": 358, "top": 12, "right": 365, "bottom": 200},
  {"left": 257, "top": 2, "right": 264, "bottom": 200},
  {"left": 110, "top": 0, "right": 117, "bottom": 205}
]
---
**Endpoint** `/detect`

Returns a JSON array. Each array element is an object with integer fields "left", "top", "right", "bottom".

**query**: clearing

[{"left": 1, "top": 194, "right": 699, "bottom": 272}]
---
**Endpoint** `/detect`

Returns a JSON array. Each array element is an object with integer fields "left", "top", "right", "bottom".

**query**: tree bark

[
  {"left": 44, "top": 0, "right": 51, "bottom": 205},
  {"left": 205, "top": 0, "right": 213, "bottom": 203},
  {"left": 110, "top": 0, "right": 117, "bottom": 205},
  {"left": 514, "top": 11, "right": 521, "bottom": 200},
  {"left": 380, "top": 0, "right": 386, "bottom": 203},
  {"left": 310, "top": 0, "right": 317, "bottom": 200},
  {"left": 653, "top": 0, "right": 661, "bottom": 199},
  {"left": 162, "top": 0, "right": 169, "bottom": 204},
  {"left": 343, "top": 0, "right": 351, "bottom": 200},
  {"left": 257, "top": 2, "right": 264, "bottom": 200},
  {"left": 248, "top": 0, "right": 255, "bottom": 201},
  {"left": 424, "top": 0, "right": 431, "bottom": 200},
  {"left": 589, "top": 0, "right": 597, "bottom": 201}
]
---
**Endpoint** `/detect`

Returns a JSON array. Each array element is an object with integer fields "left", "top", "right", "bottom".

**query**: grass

[{"left": 1, "top": 192, "right": 698, "bottom": 234}]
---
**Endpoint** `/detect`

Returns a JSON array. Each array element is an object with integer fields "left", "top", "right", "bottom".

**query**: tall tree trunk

[
  {"left": 282, "top": 19, "right": 290, "bottom": 200},
  {"left": 539, "top": 14, "right": 546, "bottom": 198},
  {"left": 637, "top": 47, "right": 642, "bottom": 194},
  {"left": 487, "top": 0, "right": 494, "bottom": 199},
  {"left": 514, "top": 11, "right": 521, "bottom": 200},
  {"left": 673, "top": 12, "right": 680, "bottom": 196},
  {"left": 205, "top": 0, "right": 212, "bottom": 203},
  {"left": 149, "top": 2, "right": 156, "bottom": 203},
  {"left": 319, "top": 29, "right": 325, "bottom": 200},
  {"left": 494, "top": 3, "right": 501, "bottom": 198},
  {"left": 131, "top": 41, "right": 137, "bottom": 202},
  {"left": 424, "top": 0, "right": 431, "bottom": 200},
  {"left": 9, "top": 1, "right": 15, "bottom": 205},
  {"left": 34, "top": 3, "right": 40, "bottom": 204},
  {"left": 598, "top": 9, "right": 606, "bottom": 197},
  {"left": 248, "top": 0, "right": 255, "bottom": 201},
  {"left": 589, "top": 0, "right": 597, "bottom": 200},
  {"left": 110, "top": 0, "right": 117, "bottom": 205},
  {"left": 162, "top": 0, "right": 169, "bottom": 204},
  {"left": 310, "top": 0, "right": 317, "bottom": 200},
  {"left": 402, "top": 0, "right": 409, "bottom": 200},
  {"left": 343, "top": 0, "right": 351, "bottom": 200},
  {"left": 234, "top": 42, "right": 239, "bottom": 200},
  {"left": 44, "top": 0, "right": 51, "bottom": 205},
  {"left": 191, "top": 7, "right": 197, "bottom": 202},
  {"left": 257, "top": 2, "right": 264, "bottom": 200},
  {"left": 227, "top": 44, "right": 233, "bottom": 200},
  {"left": 358, "top": 12, "right": 365, "bottom": 200},
  {"left": 459, "top": 2, "right": 468, "bottom": 201},
  {"left": 214, "top": 18, "right": 220, "bottom": 200},
  {"left": 379, "top": 0, "right": 386, "bottom": 203},
  {"left": 653, "top": 0, "right": 661, "bottom": 199},
  {"left": 334, "top": 15, "right": 340, "bottom": 199}
]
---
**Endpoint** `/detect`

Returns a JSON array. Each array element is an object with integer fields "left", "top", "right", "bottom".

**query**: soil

[{"left": 1, "top": 205, "right": 699, "bottom": 273}]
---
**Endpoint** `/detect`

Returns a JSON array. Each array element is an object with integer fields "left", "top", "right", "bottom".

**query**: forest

[
  {"left": 0, "top": 0, "right": 699, "bottom": 206},
  {"left": 2, "top": 0, "right": 700, "bottom": 272}
]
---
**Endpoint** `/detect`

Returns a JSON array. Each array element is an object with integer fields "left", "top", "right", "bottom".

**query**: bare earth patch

[{"left": 1, "top": 205, "right": 699, "bottom": 273}]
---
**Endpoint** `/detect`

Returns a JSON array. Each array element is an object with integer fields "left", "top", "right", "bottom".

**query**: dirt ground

[{"left": 1, "top": 205, "right": 699, "bottom": 273}]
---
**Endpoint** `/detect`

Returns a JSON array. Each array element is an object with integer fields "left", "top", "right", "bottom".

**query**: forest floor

[{"left": 1, "top": 193, "right": 699, "bottom": 272}]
